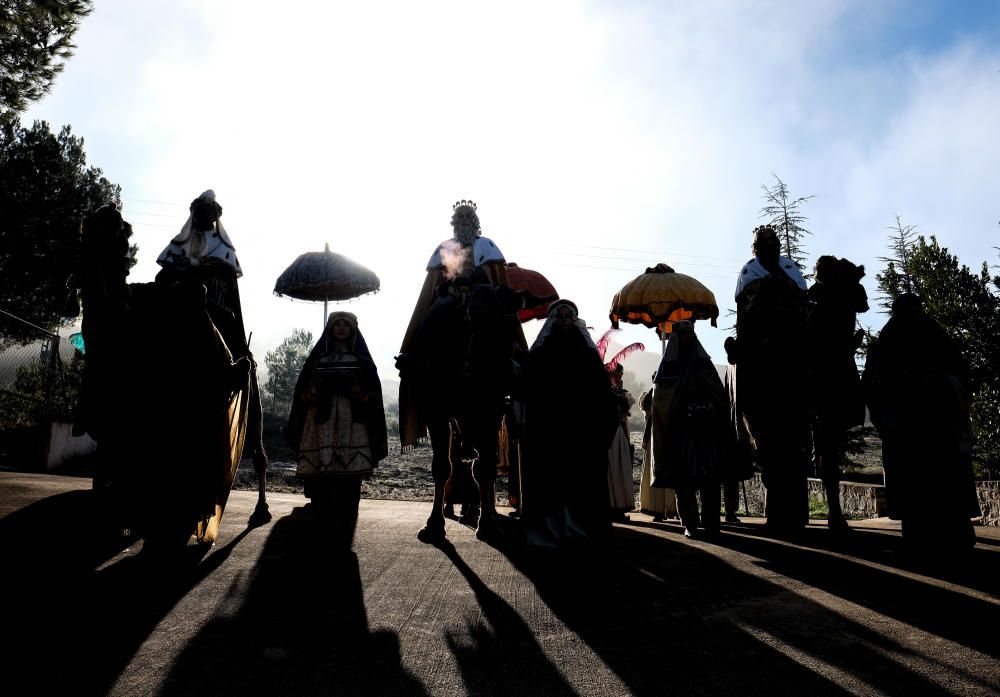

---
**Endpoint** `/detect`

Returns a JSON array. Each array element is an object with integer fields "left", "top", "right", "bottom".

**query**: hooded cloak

[
  {"left": 650, "top": 321, "right": 735, "bottom": 489},
  {"left": 287, "top": 311, "right": 388, "bottom": 476}
]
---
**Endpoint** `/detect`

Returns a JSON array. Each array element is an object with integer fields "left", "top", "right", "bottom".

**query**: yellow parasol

[{"left": 609, "top": 263, "right": 719, "bottom": 349}]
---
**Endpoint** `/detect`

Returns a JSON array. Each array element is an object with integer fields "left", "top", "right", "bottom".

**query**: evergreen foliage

[
  {"left": 0, "top": 1, "right": 93, "bottom": 127},
  {"left": 263, "top": 328, "right": 313, "bottom": 412},
  {"left": 0, "top": 120, "right": 128, "bottom": 344},
  {"left": 875, "top": 216, "right": 919, "bottom": 310},
  {"left": 760, "top": 174, "right": 814, "bottom": 272},
  {"left": 0, "top": 349, "right": 85, "bottom": 429},
  {"left": 875, "top": 233, "right": 1000, "bottom": 478}
]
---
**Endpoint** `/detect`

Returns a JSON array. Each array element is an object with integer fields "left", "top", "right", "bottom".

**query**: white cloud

[{"left": 22, "top": 0, "right": 1000, "bottom": 381}]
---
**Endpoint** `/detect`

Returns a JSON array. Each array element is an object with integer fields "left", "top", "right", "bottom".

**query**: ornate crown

[{"left": 453, "top": 199, "right": 477, "bottom": 212}]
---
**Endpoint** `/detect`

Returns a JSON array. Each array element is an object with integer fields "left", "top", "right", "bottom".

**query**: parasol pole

[{"left": 322, "top": 242, "right": 331, "bottom": 327}]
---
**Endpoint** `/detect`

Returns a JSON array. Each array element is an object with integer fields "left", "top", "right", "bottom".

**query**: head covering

[
  {"left": 530, "top": 298, "right": 597, "bottom": 351},
  {"left": 156, "top": 190, "right": 243, "bottom": 276},
  {"left": 286, "top": 311, "right": 384, "bottom": 455},
  {"left": 324, "top": 310, "right": 359, "bottom": 350},
  {"left": 734, "top": 255, "right": 806, "bottom": 299},
  {"left": 892, "top": 292, "right": 924, "bottom": 318}
]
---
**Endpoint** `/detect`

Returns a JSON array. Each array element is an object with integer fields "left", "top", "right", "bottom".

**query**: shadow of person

[
  {"left": 634, "top": 517, "right": 1000, "bottom": 655},
  {"left": 0, "top": 489, "right": 135, "bottom": 586},
  {"left": 668, "top": 513, "right": 999, "bottom": 590},
  {"left": 489, "top": 523, "right": 1000, "bottom": 697},
  {"left": 434, "top": 540, "right": 579, "bottom": 696},
  {"left": 0, "top": 486, "right": 257, "bottom": 696},
  {"left": 160, "top": 506, "right": 427, "bottom": 697}
]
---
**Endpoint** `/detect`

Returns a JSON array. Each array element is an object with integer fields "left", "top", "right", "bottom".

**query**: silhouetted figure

[
  {"left": 155, "top": 190, "right": 270, "bottom": 522},
  {"left": 72, "top": 204, "right": 133, "bottom": 444},
  {"left": 520, "top": 300, "right": 619, "bottom": 548},
  {"left": 863, "top": 293, "right": 980, "bottom": 553},
  {"left": 405, "top": 279, "right": 526, "bottom": 544},
  {"left": 607, "top": 364, "right": 636, "bottom": 522},
  {"left": 722, "top": 361, "right": 756, "bottom": 522},
  {"left": 287, "top": 312, "right": 387, "bottom": 547},
  {"left": 649, "top": 321, "right": 733, "bottom": 538},
  {"left": 397, "top": 200, "right": 526, "bottom": 450},
  {"left": 397, "top": 201, "right": 546, "bottom": 545},
  {"left": 730, "top": 225, "right": 811, "bottom": 532},
  {"left": 808, "top": 255, "right": 869, "bottom": 531},
  {"left": 74, "top": 204, "right": 252, "bottom": 550},
  {"left": 639, "top": 372, "right": 679, "bottom": 521}
]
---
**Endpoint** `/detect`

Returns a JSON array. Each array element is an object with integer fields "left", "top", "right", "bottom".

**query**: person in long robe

[
  {"left": 519, "top": 300, "right": 619, "bottom": 547},
  {"left": 72, "top": 204, "right": 133, "bottom": 444},
  {"left": 808, "top": 255, "right": 869, "bottom": 531},
  {"left": 649, "top": 321, "right": 734, "bottom": 538},
  {"left": 722, "top": 361, "right": 755, "bottom": 522},
  {"left": 863, "top": 294, "right": 979, "bottom": 554},
  {"left": 639, "top": 373, "right": 678, "bottom": 521},
  {"left": 287, "top": 312, "right": 388, "bottom": 545},
  {"left": 607, "top": 364, "right": 636, "bottom": 521},
  {"left": 731, "top": 224, "right": 811, "bottom": 532},
  {"left": 155, "top": 189, "right": 270, "bottom": 519}
]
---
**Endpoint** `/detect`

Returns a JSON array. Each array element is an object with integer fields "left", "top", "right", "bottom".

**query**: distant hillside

[
  {"left": 382, "top": 377, "right": 400, "bottom": 407},
  {"left": 615, "top": 346, "right": 729, "bottom": 393}
]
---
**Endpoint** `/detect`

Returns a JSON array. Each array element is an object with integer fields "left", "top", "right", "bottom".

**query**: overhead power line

[
  {"left": 557, "top": 242, "right": 747, "bottom": 263},
  {"left": 553, "top": 250, "right": 738, "bottom": 272}
]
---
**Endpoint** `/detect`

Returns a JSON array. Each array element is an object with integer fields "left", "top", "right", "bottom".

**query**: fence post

[{"left": 41, "top": 334, "right": 59, "bottom": 425}]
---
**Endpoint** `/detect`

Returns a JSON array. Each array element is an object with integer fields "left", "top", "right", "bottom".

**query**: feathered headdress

[{"left": 594, "top": 327, "right": 645, "bottom": 373}]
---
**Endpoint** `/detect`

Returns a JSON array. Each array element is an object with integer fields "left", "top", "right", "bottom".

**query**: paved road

[{"left": 2, "top": 472, "right": 998, "bottom": 696}]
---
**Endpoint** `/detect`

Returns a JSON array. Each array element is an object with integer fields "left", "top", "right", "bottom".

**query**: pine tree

[
  {"left": 264, "top": 329, "right": 313, "bottom": 412},
  {"left": 0, "top": 120, "right": 125, "bottom": 344},
  {"left": 759, "top": 174, "right": 813, "bottom": 272},
  {"left": 1, "top": 1, "right": 94, "bottom": 127},
  {"left": 874, "top": 233, "right": 1000, "bottom": 477},
  {"left": 875, "top": 216, "right": 919, "bottom": 310}
]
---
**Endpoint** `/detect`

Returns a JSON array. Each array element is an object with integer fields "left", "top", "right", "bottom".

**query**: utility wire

[
  {"left": 552, "top": 250, "right": 739, "bottom": 271},
  {"left": 555, "top": 242, "right": 747, "bottom": 263}
]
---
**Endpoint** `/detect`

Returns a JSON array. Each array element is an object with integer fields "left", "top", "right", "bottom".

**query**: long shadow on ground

[
  {"left": 468, "top": 522, "right": 1000, "bottom": 697},
  {"left": 160, "top": 507, "right": 427, "bottom": 697},
  {"left": 1, "top": 489, "right": 249, "bottom": 695},
  {"left": 635, "top": 518, "right": 1000, "bottom": 655}
]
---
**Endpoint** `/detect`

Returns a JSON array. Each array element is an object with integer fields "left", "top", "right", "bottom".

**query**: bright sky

[{"left": 24, "top": 0, "right": 1000, "bottom": 384}]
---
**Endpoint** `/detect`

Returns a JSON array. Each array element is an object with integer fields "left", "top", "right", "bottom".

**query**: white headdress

[
  {"left": 156, "top": 190, "right": 243, "bottom": 277},
  {"left": 530, "top": 299, "right": 598, "bottom": 352}
]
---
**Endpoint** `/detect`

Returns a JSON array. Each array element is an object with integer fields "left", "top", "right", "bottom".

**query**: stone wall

[
  {"left": 978, "top": 481, "right": 1000, "bottom": 526},
  {"left": 807, "top": 478, "right": 887, "bottom": 519},
  {"left": 736, "top": 475, "right": 1000, "bottom": 525},
  {"left": 735, "top": 474, "right": 885, "bottom": 519}
]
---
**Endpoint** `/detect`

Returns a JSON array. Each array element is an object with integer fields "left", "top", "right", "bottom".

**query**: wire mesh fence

[{"left": 0, "top": 309, "right": 83, "bottom": 464}]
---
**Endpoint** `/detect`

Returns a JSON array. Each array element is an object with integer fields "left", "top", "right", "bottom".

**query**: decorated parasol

[
  {"left": 505, "top": 262, "right": 559, "bottom": 322},
  {"left": 609, "top": 263, "right": 719, "bottom": 352},
  {"left": 274, "top": 243, "right": 380, "bottom": 326}
]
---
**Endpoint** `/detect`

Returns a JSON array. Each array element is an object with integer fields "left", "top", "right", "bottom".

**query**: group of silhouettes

[{"left": 74, "top": 195, "right": 981, "bottom": 556}]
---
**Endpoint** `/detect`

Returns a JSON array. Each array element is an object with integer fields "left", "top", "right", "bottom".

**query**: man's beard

[{"left": 453, "top": 225, "right": 478, "bottom": 247}]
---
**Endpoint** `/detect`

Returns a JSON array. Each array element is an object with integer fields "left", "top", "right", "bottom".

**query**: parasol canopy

[
  {"left": 274, "top": 243, "right": 380, "bottom": 302},
  {"left": 609, "top": 263, "right": 719, "bottom": 337},
  {"left": 505, "top": 262, "right": 559, "bottom": 322}
]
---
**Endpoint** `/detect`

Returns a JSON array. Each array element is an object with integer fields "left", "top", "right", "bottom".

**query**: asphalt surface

[{"left": 1, "top": 472, "right": 998, "bottom": 697}]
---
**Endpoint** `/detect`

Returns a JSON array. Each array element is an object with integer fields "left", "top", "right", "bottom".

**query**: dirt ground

[{"left": 236, "top": 432, "right": 647, "bottom": 508}]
